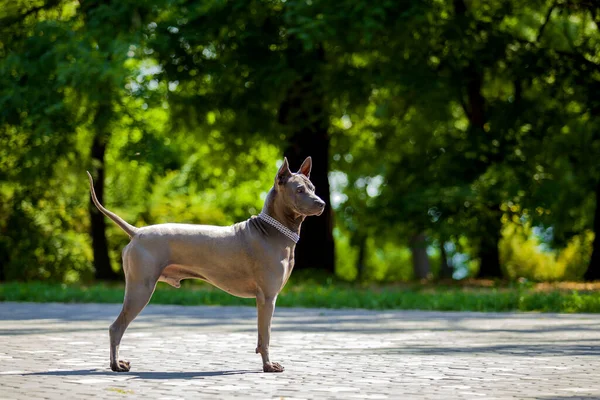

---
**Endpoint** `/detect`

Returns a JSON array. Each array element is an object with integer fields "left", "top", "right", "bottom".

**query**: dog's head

[{"left": 274, "top": 157, "right": 326, "bottom": 217}]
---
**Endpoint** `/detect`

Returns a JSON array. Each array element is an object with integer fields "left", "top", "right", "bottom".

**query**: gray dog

[{"left": 87, "top": 157, "right": 325, "bottom": 373}]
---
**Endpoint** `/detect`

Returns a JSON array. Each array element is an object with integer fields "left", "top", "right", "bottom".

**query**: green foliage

[
  {"left": 4, "top": 281, "right": 600, "bottom": 313},
  {"left": 500, "top": 219, "right": 594, "bottom": 281},
  {"left": 1, "top": 0, "right": 599, "bottom": 284},
  {"left": 333, "top": 228, "right": 359, "bottom": 281},
  {"left": 334, "top": 228, "right": 421, "bottom": 283},
  {"left": 0, "top": 203, "right": 93, "bottom": 282},
  {"left": 327, "top": 0, "right": 600, "bottom": 280},
  {"left": 364, "top": 240, "right": 414, "bottom": 282}
]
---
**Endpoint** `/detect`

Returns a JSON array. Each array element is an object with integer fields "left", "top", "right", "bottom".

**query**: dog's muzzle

[{"left": 314, "top": 199, "right": 326, "bottom": 216}]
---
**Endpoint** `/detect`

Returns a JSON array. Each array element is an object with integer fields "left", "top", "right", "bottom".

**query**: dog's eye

[{"left": 297, "top": 187, "right": 304, "bottom": 194}]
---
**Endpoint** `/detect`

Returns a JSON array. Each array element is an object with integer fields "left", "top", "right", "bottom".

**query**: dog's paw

[
  {"left": 111, "top": 360, "right": 131, "bottom": 372},
  {"left": 263, "top": 362, "right": 284, "bottom": 373}
]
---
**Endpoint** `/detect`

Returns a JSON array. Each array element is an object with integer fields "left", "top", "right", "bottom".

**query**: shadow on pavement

[
  {"left": 24, "top": 368, "right": 260, "bottom": 379},
  {"left": 536, "top": 397, "right": 600, "bottom": 400},
  {"left": 370, "top": 343, "right": 600, "bottom": 357}
]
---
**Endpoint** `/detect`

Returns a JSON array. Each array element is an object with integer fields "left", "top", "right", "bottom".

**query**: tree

[
  {"left": 0, "top": 0, "right": 84, "bottom": 281},
  {"left": 147, "top": 0, "right": 338, "bottom": 271},
  {"left": 327, "top": 0, "right": 599, "bottom": 280},
  {"left": 503, "top": 1, "right": 600, "bottom": 280},
  {"left": 279, "top": 44, "right": 334, "bottom": 272},
  {"left": 0, "top": 0, "right": 160, "bottom": 280},
  {"left": 2, "top": 0, "right": 599, "bottom": 284},
  {"left": 78, "top": 1, "right": 142, "bottom": 280}
]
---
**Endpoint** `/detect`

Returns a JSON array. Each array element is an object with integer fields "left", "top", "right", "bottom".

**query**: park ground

[{"left": 1, "top": 302, "right": 600, "bottom": 399}]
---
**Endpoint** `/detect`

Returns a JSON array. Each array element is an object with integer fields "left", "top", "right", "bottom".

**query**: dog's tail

[{"left": 86, "top": 171, "right": 138, "bottom": 238}]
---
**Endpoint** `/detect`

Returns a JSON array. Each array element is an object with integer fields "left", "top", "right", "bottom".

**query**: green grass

[{"left": 3, "top": 279, "right": 600, "bottom": 313}]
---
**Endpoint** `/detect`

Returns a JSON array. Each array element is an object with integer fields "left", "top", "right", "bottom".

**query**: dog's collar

[{"left": 258, "top": 213, "right": 300, "bottom": 244}]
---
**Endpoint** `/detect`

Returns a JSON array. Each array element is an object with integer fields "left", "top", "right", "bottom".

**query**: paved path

[{"left": 1, "top": 303, "right": 600, "bottom": 399}]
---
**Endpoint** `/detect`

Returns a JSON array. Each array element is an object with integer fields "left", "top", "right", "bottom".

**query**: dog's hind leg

[{"left": 109, "top": 248, "right": 159, "bottom": 372}]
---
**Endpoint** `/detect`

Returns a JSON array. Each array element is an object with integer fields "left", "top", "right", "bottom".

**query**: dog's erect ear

[
  {"left": 276, "top": 157, "right": 292, "bottom": 185},
  {"left": 297, "top": 156, "right": 312, "bottom": 178}
]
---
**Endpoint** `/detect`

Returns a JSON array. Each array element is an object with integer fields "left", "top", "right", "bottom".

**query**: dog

[{"left": 87, "top": 157, "right": 325, "bottom": 373}]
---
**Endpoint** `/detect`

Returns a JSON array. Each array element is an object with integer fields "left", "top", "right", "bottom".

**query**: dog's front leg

[{"left": 255, "top": 295, "right": 284, "bottom": 372}]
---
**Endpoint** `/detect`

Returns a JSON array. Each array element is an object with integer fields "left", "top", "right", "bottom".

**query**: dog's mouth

[
  {"left": 298, "top": 207, "right": 325, "bottom": 217},
  {"left": 312, "top": 204, "right": 325, "bottom": 216}
]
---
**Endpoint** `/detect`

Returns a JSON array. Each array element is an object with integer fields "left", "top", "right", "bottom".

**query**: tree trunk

[
  {"left": 0, "top": 201, "right": 6, "bottom": 281},
  {"left": 439, "top": 241, "right": 453, "bottom": 279},
  {"left": 355, "top": 234, "right": 368, "bottom": 281},
  {"left": 80, "top": 1, "right": 119, "bottom": 281},
  {"left": 453, "top": 0, "right": 503, "bottom": 280},
  {"left": 477, "top": 235, "right": 502, "bottom": 278},
  {"left": 410, "top": 233, "right": 430, "bottom": 280},
  {"left": 90, "top": 105, "right": 118, "bottom": 281},
  {"left": 585, "top": 180, "right": 600, "bottom": 281},
  {"left": 283, "top": 131, "right": 335, "bottom": 273},
  {"left": 476, "top": 205, "right": 503, "bottom": 278},
  {"left": 0, "top": 249, "right": 5, "bottom": 281},
  {"left": 279, "top": 45, "right": 335, "bottom": 274}
]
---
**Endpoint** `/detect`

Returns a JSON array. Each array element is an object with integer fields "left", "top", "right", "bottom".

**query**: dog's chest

[{"left": 279, "top": 247, "right": 295, "bottom": 288}]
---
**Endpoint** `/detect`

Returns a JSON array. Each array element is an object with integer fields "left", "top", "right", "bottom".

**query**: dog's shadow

[{"left": 25, "top": 369, "right": 260, "bottom": 380}]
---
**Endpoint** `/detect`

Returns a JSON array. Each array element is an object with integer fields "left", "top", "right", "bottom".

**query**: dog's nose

[{"left": 315, "top": 199, "right": 326, "bottom": 208}]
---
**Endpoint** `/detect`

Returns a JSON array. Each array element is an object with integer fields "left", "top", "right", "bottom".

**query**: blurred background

[{"left": 1, "top": 0, "right": 599, "bottom": 285}]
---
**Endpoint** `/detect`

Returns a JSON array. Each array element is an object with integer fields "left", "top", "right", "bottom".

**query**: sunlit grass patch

[{"left": 2, "top": 279, "right": 600, "bottom": 313}]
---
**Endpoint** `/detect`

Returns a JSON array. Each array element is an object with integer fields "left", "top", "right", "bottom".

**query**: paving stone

[{"left": 1, "top": 303, "right": 600, "bottom": 399}]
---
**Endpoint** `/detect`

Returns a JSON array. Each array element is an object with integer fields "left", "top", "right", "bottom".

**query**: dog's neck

[{"left": 261, "top": 188, "right": 305, "bottom": 234}]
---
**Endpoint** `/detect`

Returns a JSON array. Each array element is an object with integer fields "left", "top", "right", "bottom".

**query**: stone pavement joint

[{"left": 1, "top": 303, "right": 600, "bottom": 399}]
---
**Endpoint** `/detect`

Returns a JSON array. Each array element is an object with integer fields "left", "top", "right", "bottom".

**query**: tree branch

[
  {"left": 0, "top": 0, "right": 62, "bottom": 29},
  {"left": 537, "top": 1, "right": 556, "bottom": 42},
  {"left": 512, "top": 36, "right": 600, "bottom": 72}
]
